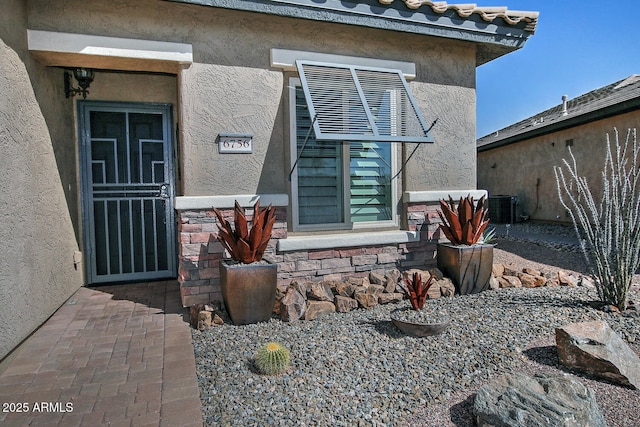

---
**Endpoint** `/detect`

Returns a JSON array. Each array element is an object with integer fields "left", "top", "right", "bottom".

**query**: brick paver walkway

[{"left": 0, "top": 280, "right": 203, "bottom": 427}]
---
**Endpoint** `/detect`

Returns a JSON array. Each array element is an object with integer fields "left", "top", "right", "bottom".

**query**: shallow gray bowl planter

[
  {"left": 390, "top": 307, "right": 450, "bottom": 337},
  {"left": 219, "top": 260, "right": 277, "bottom": 325},
  {"left": 437, "top": 243, "right": 494, "bottom": 295}
]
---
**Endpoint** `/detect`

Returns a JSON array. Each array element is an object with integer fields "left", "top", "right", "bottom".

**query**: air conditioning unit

[{"left": 488, "top": 195, "right": 517, "bottom": 224}]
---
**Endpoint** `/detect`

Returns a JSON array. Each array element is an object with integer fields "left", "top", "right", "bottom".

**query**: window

[
  {"left": 289, "top": 61, "right": 432, "bottom": 231},
  {"left": 291, "top": 84, "right": 394, "bottom": 229}
]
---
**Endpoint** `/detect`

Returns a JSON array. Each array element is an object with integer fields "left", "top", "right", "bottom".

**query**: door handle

[{"left": 159, "top": 183, "right": 170, "bottom": 199}]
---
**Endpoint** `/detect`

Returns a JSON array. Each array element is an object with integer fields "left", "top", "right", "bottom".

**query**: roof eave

[
  {"left": 165, "top": 0, "right": 534, "bottom": 65},
  {"left": 477, "top": 98, "right": 640, "bottom": 152}
]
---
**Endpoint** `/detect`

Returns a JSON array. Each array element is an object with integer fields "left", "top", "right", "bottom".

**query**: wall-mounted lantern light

[{"left": 64, "top": 68, "right": 95, "bottom": 99}]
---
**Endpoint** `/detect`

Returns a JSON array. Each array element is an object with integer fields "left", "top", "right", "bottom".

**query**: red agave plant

[
  {"left": 437, "top": 194, "right": 489, "bottom": 245},
  {"left": 213, "top": 200, "right": 276, "bottom": 264},
  {"left": 399, "top": 272, "right": 435, "bottom": 310}
]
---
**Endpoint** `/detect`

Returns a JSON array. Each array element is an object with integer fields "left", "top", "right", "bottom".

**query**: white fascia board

[
  {"left": 271, "top": 48, "right": 416, "bottom": 80},
  {"left": 277, "top": 230, "right": 419, "bottom": 252},
  {"left": 174, "top": 194, "right": 289, "bottom": 210},
  {"left": 403, "top": 189, "right": 488, "bottom": 203},
  {"left": 28, "top": 30, "right": 193, "bottom": 64}
]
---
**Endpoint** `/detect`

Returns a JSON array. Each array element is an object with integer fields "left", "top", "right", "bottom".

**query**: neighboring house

[
  {"left": 477, "top": 75, "right": 640, "bottom": 223},
  {"left": 1, "top": 0, "right": 537, "bottom": 359}
]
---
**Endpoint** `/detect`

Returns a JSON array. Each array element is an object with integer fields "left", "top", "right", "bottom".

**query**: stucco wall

[
  {"left": 477, "top": 112, "right": 640, "bottom": 222},
  {"left": 28, "top": 0, "right": 478, "bottom": 198},
  {"left": 0, "top": 0, "right": 83, "bottom": 361}
]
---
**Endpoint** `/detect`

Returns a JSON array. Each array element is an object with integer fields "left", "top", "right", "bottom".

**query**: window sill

[{"left": 277, "top": 230, "right": 419, "bottom": 252}]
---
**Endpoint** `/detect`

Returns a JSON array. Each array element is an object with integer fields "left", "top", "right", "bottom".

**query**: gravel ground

[{"left": 192, "top": 223, "right": 640, "bottom": 426}]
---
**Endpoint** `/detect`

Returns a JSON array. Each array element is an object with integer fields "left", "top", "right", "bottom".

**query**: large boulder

[
  {"left": 556, "top": 320, "right": 640, "bottom": 389},
  {"left": 474, "top": 373, "right": 606, "bottom": 427}
]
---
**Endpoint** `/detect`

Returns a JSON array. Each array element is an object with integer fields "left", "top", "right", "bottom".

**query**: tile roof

[
  {"left": 477, "top": 74, "right": 640, "bottom": 150},
  {"left": 379, "top": 1, "right": 539, "bottom": 32}
]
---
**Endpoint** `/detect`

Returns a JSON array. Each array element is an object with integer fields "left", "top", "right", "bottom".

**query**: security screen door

[{"left": 79, "top": 102, "right": 176, "bottom": 284}]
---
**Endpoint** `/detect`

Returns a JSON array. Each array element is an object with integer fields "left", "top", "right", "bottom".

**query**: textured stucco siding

[
  {"left": 0, "top": 1, "right": 83, "bottom": 361},
  {"left": 477, "top": 112, "right": 640, "bottom": 223},
  {"left": 180, "top": 64, "right": 284, "bottom": 195},
  {"left": 27, "top": 0, "right": 478, "bottom": 197}
]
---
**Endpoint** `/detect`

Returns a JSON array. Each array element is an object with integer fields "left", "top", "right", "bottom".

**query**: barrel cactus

[{"left": 255, "top": 342, "right": 290, "bottom": 375}]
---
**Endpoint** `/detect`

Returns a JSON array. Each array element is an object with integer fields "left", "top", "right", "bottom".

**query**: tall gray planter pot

[
  {"left": 437, "top": 243, "right": 494, "bottom": 295},
  {"left": 219, "top": 260, "right": 277, "bottom": 325}
]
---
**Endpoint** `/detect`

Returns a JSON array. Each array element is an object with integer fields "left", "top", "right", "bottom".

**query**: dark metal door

[{"left": 79, "top": 102, "right": 176, "bottom": 284}]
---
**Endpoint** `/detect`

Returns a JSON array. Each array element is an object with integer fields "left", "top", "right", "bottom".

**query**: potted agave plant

[
  {"left": 436, "top": 194, "right": 493, "bottom": 295},
  {"left": 213, "top": 200, "right": 277, "bottom": 325},
  {"left": 390, "top": 272, "right": 450, "bottom": 337}
]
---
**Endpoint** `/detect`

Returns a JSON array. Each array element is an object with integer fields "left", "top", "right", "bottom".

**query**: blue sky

[{"left": 476, "top": 1, "right": 640, "bottom": 138}]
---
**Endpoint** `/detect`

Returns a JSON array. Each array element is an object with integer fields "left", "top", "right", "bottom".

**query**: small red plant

[
  {"left": 400, "top": 272, "right": 435, "bottom": 310},
  {"left": 437, "top": 194, "right": 489, "bottom": 245},
  {"left": 213, "top": 200, "right": 276, "bottom": 264}
]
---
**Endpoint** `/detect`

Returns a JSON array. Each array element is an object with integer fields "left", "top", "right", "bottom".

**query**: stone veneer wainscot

[{"left": 175, "top": 191, "right": 486, "bottom": 307}]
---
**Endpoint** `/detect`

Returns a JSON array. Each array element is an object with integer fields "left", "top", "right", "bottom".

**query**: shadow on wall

[{"left": 257, "top": 90, "right": 287, "bottom": 195}]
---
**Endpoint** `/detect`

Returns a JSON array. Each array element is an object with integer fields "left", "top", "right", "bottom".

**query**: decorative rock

[
  {"left": 384, "top": 270, "right": 402, "bottom": 292},
  {"left": 578, "top": 276, "right": 595, "bottom": 288},
  {"left": 352, "top": 284, "right": 368, "bottom": 295},
  {"left": 403, "top": 268, "right": 427, "bottom": 281},
  {"left": 474, "top": 373, "right": 606, "bottom": 427},
  {"left": 280, "top": 287, "right": 306, "bottom": 322},
  {"left": 291, "top": 281, "right": 308, "bottom": 297},
  {"left": 368, "top": 271, "right": 386, "bottom": 286},
  {"left": 307, "top": 282, "right": 334, "bottom": 301},
  {"left": 489, "top": 276, "right": 500, "bottom": 290},
  {"left": 498, "top": 275, "right": 522, "bottom": 288},
  {"left": 555, "top": 320, "right": 640, "bottom": 389},
  {"left": 348, "top": 277, "right": 370, "bottom": 286},
  {"left": 272, "top": 299, "right": 282, "bottom": 316},
  {"left": 198, "top": 310, "right": 212, "bottom": 331},
  {"left": 190, "top": 304, "right": 204, "bottom": 328},
  {"left": 334, "top": 282, "right": 356, "bottom": 298},
  {"left": 366, "top": 284, "right": 385, "bottom": 295},
  {"left": 523, "top": 267, "right": 542, "bottom": 277},
  {"left": 383, "top": 279, "right": 396, "bottom": 294},
  {"left": 558, "top": 271, "right": 578, "bottom": 287},
  {"left": 212, "top": 313, "right": 224, "bottom": 325},
  {"left": 546, "top": 277, "right": 560, "bottom": 287},
  {"left": 428, "top": 268, "right": 444, "bottom": 281},
  {"left": 517, "top": 272, "right": 546, "bottom": 288},
  {"left": 492, "top": 263, "right": 505, "bottom": 277},
  {"left": 437, "top": 278, "right": 456, "bottom": 297},
  {"left": 334, "top": 295, "right": 358, "bottom": 312},
  {"left": 503, "top": 266, "right": 519, "bottom": 276},
  {"left": 378, "top": 293, "right": 403, "bottom": 305},
  {"left": 304, "top": 300, "right": 336, "bottom": 320},
  {"left": 426, "top": 280, "right": 441, "bottom": 299},
  {"left": 354, "top": 291, "right": 378, "bottom": 309}
]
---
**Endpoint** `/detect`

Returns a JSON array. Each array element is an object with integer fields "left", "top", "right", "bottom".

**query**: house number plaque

[{"left": 218, "top": 133, "right": 253, "bottom": 153}]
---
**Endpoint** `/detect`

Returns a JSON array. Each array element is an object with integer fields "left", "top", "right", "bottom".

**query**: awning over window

[{"left": 296, "top": 60, "right": 434, "bottom": 143}]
